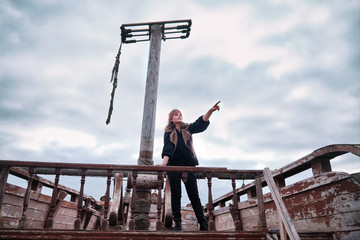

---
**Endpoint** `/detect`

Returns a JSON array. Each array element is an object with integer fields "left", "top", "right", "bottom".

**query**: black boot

[
  {"left": 199, "top": 219, "right": 208, "bottom": 231},
  {"left": 174, "top": 221, "right": 182, "bottom": 231}
]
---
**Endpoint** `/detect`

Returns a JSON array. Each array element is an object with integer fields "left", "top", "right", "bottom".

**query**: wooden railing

[
  {"left": 0, "top": 160, "right": 265, "bottom": 232},
  {"left": 209, "top": 144, "right": 360, "bottom": 209}
]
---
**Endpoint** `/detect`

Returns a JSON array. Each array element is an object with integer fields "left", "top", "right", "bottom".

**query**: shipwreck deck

[{"left": 1, "top": 144, "right": 359, "bottom": 240}]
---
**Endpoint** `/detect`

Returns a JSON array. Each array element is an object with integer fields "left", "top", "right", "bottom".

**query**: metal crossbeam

[{"left": 120, "top": 19, "right": 192, "bottom": 43}]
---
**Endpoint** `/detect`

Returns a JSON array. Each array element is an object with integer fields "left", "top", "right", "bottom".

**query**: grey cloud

[{"left": 1, "top": 0, "right": 359, "bottom": 203}]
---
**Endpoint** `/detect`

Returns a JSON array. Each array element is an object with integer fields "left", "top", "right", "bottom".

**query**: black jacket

[{"left": 161, "top": 116, "right": 210, "bottom": 166}]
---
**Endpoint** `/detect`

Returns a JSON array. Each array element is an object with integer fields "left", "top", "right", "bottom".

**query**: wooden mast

[
  {"left": 138, "top": 24, "right": 162, "bottom": 166},
  {"left": 109, "top": 19, "right": 191, "bottom": 230},
  {"left": 135, "top": 24, "right": 162, "bottom": 230}
]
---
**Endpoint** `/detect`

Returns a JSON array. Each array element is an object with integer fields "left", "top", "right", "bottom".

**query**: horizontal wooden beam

[{"left": 0, "top": 160, "right": 262, "bottom": 179}]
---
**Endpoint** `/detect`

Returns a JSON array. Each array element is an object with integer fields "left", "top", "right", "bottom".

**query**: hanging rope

[{"left": 106, "top": 41, "right": 122, "bottom": 125}]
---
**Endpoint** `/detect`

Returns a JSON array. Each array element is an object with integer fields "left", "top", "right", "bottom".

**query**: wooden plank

[
  {"left": 19, "top": 167, "right": 34, "bottom": 228},
  {"left": 109, "top": 172, "right": 123, "bottom": 226},
  {"left": 163, "top": 177, "right": 172, "bottom": 228},
  {"left": 255, "top": 175, "right": 266, "bottom": 231},
  {"left": 0, "top": 167, "right": 9, "bottom": 214},
  {"left": 0, "top": 160, "right": 250, "bottom": 174},
  {"left": 275, "top": 177, "right": 286, "bottom": 240},
  {"left": 0, "top": 229, "right": 267, "bottom": 240},
  {"left": 101, "top": 170, "right": 112, "bottom": 230},
  {"left": 263, "top": 167, "right": 300, "bottom": 240}
]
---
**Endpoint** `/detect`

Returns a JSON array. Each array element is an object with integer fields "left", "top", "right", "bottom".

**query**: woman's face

[{"left": 171, "top": 111, "right": 183, "bottom": 124}]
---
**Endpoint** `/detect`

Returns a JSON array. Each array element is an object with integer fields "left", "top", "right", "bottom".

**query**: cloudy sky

[{"left": 1, "top": 0, "right": 359, "bottom": 202}]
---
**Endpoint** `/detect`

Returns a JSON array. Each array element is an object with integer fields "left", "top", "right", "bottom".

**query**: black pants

[{"left": 167, "top": 172, "right": 206, "bottom": 224}]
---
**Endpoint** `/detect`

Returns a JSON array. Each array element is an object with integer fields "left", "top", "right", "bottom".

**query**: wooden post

[
  {"left": 311, "top": 158, "right": 332, "bottom": 176},
  {"left": 102, "top": 170, "right": 112, "bottom": 230},
  {"left": 0, "top": 167, "right": 9, "bottom": 228},
  {"left": 206, "top": 172, "right": 215, "bottom": 231},
  {"left": 75, "top": 169, "right": 86, "bottom": 230},
  {"left": 0, "top": 167, "right": 9, "bottom": 211},
  {"left": 45, "top": 168, "right": 60, "bottom": 229},
  {"left": 255, "top": 174, "right": 267, "bottom": 231},
  {"left": 19, "top": 167, "right": 34, "bottom": 228},
  {"left": 129, "top": 171, "right": 138, "bottom": 230},
  {"left": 231, "top": 173, "right": 242, "bottom": 231},
  {"left": 156, "top": 171, "right": 163, "bottom": 231}
]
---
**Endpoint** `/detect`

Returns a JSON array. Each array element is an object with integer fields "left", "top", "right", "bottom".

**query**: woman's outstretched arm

[{"left": 203, "top": 101, "right": 221, "bottom": 122}]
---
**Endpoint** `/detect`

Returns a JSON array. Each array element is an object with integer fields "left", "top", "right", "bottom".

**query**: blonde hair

[{"left": 164, "top": 109, "right": 188, "bottom": 131}]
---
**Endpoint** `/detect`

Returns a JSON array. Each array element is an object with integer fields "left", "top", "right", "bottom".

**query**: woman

[{"left": 157, "top": 101, "right": 220, "bottom": 231}]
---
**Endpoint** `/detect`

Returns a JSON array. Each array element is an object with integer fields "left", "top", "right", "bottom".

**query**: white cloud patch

[
  {"left": 15, "top": 127, "right": 97, "bottom": 151},
  {"left": 284, "top": 86, "right": 311, "bottom": 102}
]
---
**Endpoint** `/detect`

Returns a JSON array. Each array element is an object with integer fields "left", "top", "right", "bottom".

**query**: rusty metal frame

[{"left": 120, "top": 19, "right": 192, "bottom": 43}]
